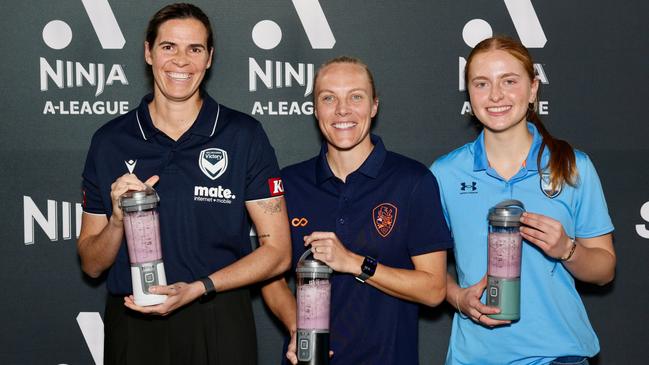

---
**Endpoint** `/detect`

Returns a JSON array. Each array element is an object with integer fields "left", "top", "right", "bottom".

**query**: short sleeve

[
  {"left": 430, "top": 160, "right": 452, "bottom": 230},
  {"left": 406, "top": 170, "right": 454, "bottom": 256},
  {"left": 245, "top": 123, "right": 282, "bottom": 201},
  {"left": 81, "top": 135, "right": 107, "bottom": 215},
  {"left": 573, "top": 153, "right": 614, "bottom": 238}
]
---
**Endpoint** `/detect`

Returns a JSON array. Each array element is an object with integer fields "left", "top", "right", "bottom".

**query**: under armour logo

[
  {"left": 291, "top": 217, "right": 308, "bottom": 227},
  {"left": 460, "top": 181, "right": 478, "bottom": 193}
]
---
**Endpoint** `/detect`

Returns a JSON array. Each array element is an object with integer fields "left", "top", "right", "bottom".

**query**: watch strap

[{"left": 200, "top": 277, "right": 216, "bottom": 296}]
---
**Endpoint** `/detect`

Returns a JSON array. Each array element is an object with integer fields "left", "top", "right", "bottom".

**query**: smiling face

[
  {"left": 144, "top": 18, "right": 213, "bottom": 104},
  {"left": 467, "top": 49, "right": 539, "bottom": 134},
  {"left": 314, "top": 62, "right": 378, "bottom": 153}
]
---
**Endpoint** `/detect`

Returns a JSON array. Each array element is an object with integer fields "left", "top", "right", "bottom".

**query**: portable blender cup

[
  {"left": 487, "top": 199, "right": 525, "bottom": 320},
  {"left": 120, "top": 186, "right": 167, "bottom": 306}
]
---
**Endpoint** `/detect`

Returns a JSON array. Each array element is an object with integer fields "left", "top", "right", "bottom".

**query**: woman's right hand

[
  {"left": 109, "top": 174, "right": 159, "bottom": 222},
  {"left": 455, "top": 275, "right": 511, "bottom": 327}
]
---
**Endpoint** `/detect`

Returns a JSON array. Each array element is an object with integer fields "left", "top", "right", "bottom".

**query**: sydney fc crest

[
  {"left": 373, "top": 203, "right": 398, "bottom": 238},
  {"left": 199, "top": 148, "right": 228, "bottom": 180},
  {"left": 540, "top": 172, "right": 561, "bottom": 198}
]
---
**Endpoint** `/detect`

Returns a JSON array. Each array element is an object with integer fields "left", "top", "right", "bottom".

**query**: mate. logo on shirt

[
  {"left": 540, "top": 172, "right": 561, "bottom": 198},
  {"left": 268, "top": 177, "right": 284, "bottom": 196},
  {"left": 199, "top": 148, "right": 228, "bottom": 180},
  {"left": 373, "top": 203, "right": 397, "bottom": 238}
]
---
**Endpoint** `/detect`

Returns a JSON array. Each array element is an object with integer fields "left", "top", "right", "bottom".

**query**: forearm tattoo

[{"left": 256, "top": 199, "right": 282, "bottom": 214}]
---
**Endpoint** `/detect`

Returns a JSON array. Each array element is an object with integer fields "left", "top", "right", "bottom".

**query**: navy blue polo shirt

[
  {"left": 283, "top": 135, "right": 452, "bottom": 365},
  {"left": 82, "top": 93, "right": 283, "bottom": 295}
]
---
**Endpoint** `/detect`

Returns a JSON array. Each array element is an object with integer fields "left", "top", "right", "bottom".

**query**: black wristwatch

[
  {"left": 200, "top": 277, "right": 216, "bottom": 296},
  {"left": 355, "top": 256, "right": 377, "bottom": 283}
]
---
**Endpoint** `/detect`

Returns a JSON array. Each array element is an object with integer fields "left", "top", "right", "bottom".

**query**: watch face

[{"left": 361, "top": 256, "right": 377, "bottom": 276}]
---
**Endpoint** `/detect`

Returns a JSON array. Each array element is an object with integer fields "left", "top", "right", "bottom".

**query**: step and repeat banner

[{"left": 1, "top": 0, "right": 647, "bottom": 364}]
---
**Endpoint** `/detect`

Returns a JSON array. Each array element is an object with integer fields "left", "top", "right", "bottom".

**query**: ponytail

[{"left": 528, "top": 108, "right": 577, "bottom": 191}]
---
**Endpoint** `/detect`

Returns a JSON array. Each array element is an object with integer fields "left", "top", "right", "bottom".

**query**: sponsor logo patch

[
  {"left": 291, "top": 217, "right": 308, "bottom": 227},
  {"left": 199, "top": 148, "right": 228, "bottom": 180},
  {"left": 268, "top": 177, "right": 284, "bottom": 196},
  {"left": 373, "top": 203, "right": 397, "bottom": 238}
]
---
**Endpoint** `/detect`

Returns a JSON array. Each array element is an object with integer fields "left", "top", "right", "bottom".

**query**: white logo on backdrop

[
  {"left": 249, "top": 0, "right": 335, "bottom": 116},
  {"left": 251, "top": 0, "right": 335, "bottom": 50},
  {"left": 42, "top": 0, "right": 125, "bottom": 50},
  {"left": 40, "top": 0, "right": 129, "bottom": 115},
  {"left": 458, "top": 0, "right": 550, "bottom": 116},
  {"left": 23, "top": 196, "right": 81, "bottom": 245},
  {"left": 636, "top": 201, "right": 649, "bottom": 239},
  {"left": 77, "top": 312, "right": 104, "bottom": 365},
  {"left": 199, "top": 148, "right": 228, "bottom": 180},
  {"left": 462, "top": 0, "right": 546, "bottom": 49}
]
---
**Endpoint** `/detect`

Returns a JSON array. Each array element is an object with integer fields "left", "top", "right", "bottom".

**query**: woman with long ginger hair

[{"left": 431, "top": 36, "right": 616, "bottom": 365}]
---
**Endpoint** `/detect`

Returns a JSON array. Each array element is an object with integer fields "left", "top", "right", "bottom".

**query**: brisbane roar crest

[{"left": 373, "top": 203, "right": 397, "bottom": 238}]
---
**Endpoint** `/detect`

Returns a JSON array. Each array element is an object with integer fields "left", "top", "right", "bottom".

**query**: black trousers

[{"left": 104, "top": 288, "right": 257, "bottom": 365}]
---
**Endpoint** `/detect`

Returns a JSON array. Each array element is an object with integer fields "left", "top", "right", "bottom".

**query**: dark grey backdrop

[{"left": 1, "top": 1, "right": 647, "bottom": 364}]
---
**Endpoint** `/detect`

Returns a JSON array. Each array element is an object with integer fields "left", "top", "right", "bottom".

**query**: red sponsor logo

[
  {"left": 372, "top": 203, "right": 397, "bottom": 238},
  {"left": 268, "top": 177, "right": 284, "bottom": 196}
]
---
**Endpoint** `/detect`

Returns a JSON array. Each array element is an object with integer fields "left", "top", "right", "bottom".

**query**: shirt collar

[
  {"left": 472, "top": 122, "right": 544, "bottom": 172},
  {"left": 134, "top": 92, "right": 221, "bottom": 141},
  {"left": 315, "top": 134, "right": 387, "bottom": 184}
]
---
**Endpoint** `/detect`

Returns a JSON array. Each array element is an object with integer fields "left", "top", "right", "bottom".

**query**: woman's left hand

[
  {"left": 124, "top": 281, "right": 204, "bottom": 316},
  {"left": 519, "top": 212, "right": 573, "bottom": 260}
]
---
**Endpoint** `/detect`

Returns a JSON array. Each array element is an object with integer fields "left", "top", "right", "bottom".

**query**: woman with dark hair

[
  {"left": 431, "top": 36, "right": 616, "bottom": 365},
  {"left": 78, "top": 3, "right": 290, "bottom": 364}
]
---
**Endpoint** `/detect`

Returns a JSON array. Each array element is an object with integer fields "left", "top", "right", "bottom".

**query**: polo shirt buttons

[{"left": 338, "top": 218, "right": 345, "bottom": 224}]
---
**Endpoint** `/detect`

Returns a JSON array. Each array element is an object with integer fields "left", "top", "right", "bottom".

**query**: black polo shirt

[
  {"left": 283, "top": 135, "right": 452, "bottom": 365},
  {"left": 82, "top": 93, "right": 283, "bottom": 295}
]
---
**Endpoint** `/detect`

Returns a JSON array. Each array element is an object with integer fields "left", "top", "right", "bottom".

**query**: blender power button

[{"left": 300, "top": 339, "right": 309, "bottom": 350}]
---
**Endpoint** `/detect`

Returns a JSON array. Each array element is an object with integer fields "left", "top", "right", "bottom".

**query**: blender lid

[
  {"left": 119, "top": 186, "right": 160, "bottom": 210},
  {"left": 488, "top": 199, "right": 525, "bottom": 225},
  {"left": 296, "top": 249, "right": 333, "bottom": 274}
]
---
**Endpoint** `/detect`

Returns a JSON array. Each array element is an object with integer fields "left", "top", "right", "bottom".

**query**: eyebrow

[
  {"left": 470, "top": 72, "right": 522, "bottom": 82},
  {"left": 158, "top": 41, "right": 207, "bottom": 49},
  {"left": 317, "top": 88, "right": 369, "bottom": 95}
]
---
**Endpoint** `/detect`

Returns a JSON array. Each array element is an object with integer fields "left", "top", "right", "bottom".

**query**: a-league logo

[{"left": 42, "top": 0, "right": 125, "bottom": 50}]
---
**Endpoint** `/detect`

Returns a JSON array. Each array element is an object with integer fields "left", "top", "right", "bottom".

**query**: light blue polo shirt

[{"left": 431, "top": 123, "right": 614, "bottom": 365}]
